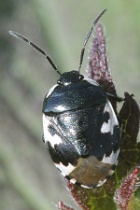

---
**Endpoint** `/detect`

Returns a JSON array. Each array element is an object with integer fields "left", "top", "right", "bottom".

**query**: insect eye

[
  {"left": 57, "top": 80, "right": 62, "bottom": 85},
  {"left": 79, "top": 75, "right": 84, "bottom": 81}
]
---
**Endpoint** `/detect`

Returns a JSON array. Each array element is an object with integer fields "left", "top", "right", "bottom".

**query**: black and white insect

[{"left": 9, "top": 9, "right": 121, "bottom": 189}]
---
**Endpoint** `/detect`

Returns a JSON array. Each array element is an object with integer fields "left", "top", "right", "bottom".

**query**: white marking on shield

[
  {"left": 51, "top": 135, "right": 63, "bottom": 147},
  {"left": 42, "top": 114, "right": 63, "bottom": 146},
  {"left": 102, "top": 148, "right": 120, "bottom": 165},
  {"left": 55, "top": 162, "right": 76, "bottom": 176},
  {"left": 70, "top": 178, "right": 77, "bottom": 185},
  {"left": 46, "top": 84, "right": 58, "bottom": 98},
  {"left": 97, "top": 179, "right": 107, "bottom": 187},
  {"left": 101, "top": 101, "right": 119, "bottom": 135},
  {"left": 81, "top": 184, "right": 93, "bottom": 189},
  {"left": 101, "top": 119, "right": 111, "bottom": 133}
]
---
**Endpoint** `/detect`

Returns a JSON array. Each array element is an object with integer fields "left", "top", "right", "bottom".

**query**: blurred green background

[{"left": 0, "top": 0, "right": 140, "bottom": 210}]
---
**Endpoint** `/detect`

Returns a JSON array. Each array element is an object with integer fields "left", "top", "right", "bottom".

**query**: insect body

[
  {"left": 9, "top": 9, "right": 121, "bottom": 188},
  {"left": 43, "top": 70, "right": 120, "bottom": 188}
]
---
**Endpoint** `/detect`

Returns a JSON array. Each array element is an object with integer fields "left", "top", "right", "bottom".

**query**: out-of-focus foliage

[{"left": 1, "top": 0, "right": 140, "bottom": 210}]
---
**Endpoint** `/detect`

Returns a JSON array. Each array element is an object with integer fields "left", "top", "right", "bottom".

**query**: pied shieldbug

[{"left": 9, "top": 9, "right": 121, "bottom": 189}]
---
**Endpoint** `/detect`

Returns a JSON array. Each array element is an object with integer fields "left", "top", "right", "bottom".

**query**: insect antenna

[
  {"left": 9, "top": 31, "right": 61, "bottom": 76},
  {"left": 78, "top": 8, "right": 107, "bottom": 72}
]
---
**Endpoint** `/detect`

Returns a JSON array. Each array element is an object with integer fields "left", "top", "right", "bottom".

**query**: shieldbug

[{"left": 9, "top": 9, "right": 121, "bottom": 189}]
